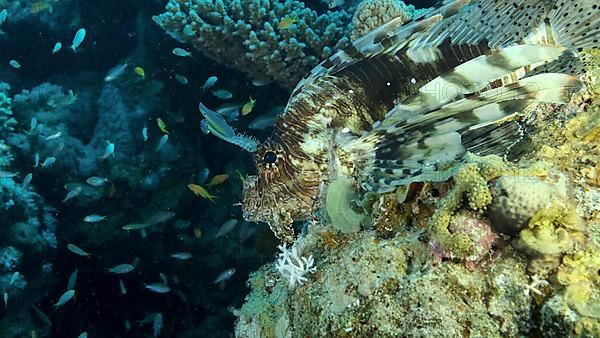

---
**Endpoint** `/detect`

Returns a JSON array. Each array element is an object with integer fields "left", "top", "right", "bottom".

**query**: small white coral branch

[
  {"left": 523, "top": 275, "right": 549, "bottom": 297},
  {"left": 275, "top": 244, "right": 316, "bottom": 288}
]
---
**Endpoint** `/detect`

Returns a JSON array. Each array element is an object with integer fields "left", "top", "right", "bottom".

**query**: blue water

[{"left": 0, "top": 0, "right": 436, "bottom": 337}]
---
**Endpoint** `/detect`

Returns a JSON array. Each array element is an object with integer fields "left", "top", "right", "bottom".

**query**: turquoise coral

[{"left": 153, "top": 0, "right": 352, "bottom": 88}]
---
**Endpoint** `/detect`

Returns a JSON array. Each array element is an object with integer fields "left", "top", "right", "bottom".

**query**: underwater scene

[{"left": 1, "top": 0, "right": 600, "bottom": 337}]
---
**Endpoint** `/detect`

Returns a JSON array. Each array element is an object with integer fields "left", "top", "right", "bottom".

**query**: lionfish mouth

[{"left": 241, "top": 174, "right": 314, "bottom": 243}]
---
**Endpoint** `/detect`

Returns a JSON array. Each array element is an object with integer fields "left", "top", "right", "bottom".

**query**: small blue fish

[
  {"left": 175, "top": 74, "right": 188, "bottom": 85},
  {"left": 83, "top": 214, "right": 106, "bottom": 223},
  {"left": 67, "top": 243, "right": 91, "bottom": 257},
  {"left": 104, "top": 62, "right": 128, "bottom": 82},
  {"left": 34, "top": 153, "right": 40, "bottom": 167},
  {"left": 144, "top": 282, "right": 171, "bottom": 293},
  {"left": 156, "top": 134, "right": 168, "bottom": 151},
  {"left": 9, "top": 60, "right": 21, "bottom": 69},
  {"left": 22, "top": 173, "right": 32, "bottom": 188},
  {"left": 198, "top": 103, "right": 257, "bottom": 152},
  {"left": 99, "top": 141, "right": 115, "bottom": 159},
  {"left": 213, "top": 268, "right": 236, "bottom": 284},
  {"left": 52, "top": 42, "right": 62, "bottom": 54},
  {"left": 54, "top": 290, "right": 75, "bottom": 310},
  {"left": 41, "top": 156, "right": 56, "bottom": 169},
  {"left": 172, "top": 47, "right": 192, "bottom": 57},
  {"left": 106, "top": 263, "right": 135, "bottom": 274},
  {"left": 45, "top": 131, "right": 62, "bottom": 140},
  {"left": 0, "top": 9, "right": 7, "bottom": 25},
  {"left": 71, "top": 28, "right": 86, "bottom": 52},
  {"left": 86, "top": 176, "right": 109, "bottom": 187},
  {"left": 62, "top": 186, "right": 82, "bottom": 202},
  {"left": 77, "top": 332, "right": 88, "bottom": 338},
  {"left": 201, "top": 76, "right": 218, "bottom": 91},
  {"left": 142, "top": 126, "right": 148, "bottom": 142},
  {"left": 67, "top": 269, "right": 78, "bottom": 290},
  {"left": 119, "top": 278, "right": 127, "bottom": 295},
  {"left": 212, "top": 89, "right": 233, "bottom": 100},
  {"left": 198, "top": 168, "right": 210, "bottom": 184},
  {"left": 29, "top": 117, "right": 38, "bottom": 133},
  {"left": 170, "top": 252, "right": 192, "bottom": 260},
  {"left": 248, "top": 115, "right": 277, "bottom": 130}
]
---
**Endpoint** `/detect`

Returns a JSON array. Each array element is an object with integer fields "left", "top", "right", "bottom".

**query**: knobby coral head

[{"left": 242, "top": 140, "right": 322, "bottom": 243}]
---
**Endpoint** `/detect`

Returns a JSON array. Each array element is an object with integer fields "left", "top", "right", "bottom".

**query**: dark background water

[{"left": 0, "top": 0, "right": 431, "bottom": 337}]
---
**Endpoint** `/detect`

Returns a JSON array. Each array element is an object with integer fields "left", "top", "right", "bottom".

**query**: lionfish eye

[{"left": 263, "top": 151, "right": 277, "bottom": 164}]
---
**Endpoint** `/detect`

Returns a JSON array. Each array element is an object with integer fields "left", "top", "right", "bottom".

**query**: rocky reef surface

[{"left": 233, "top": 51, "right": 600, "bottom": 337}]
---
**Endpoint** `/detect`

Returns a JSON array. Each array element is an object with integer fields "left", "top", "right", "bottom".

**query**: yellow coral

[
  {"left": 518, "top": 202, "right": 582, "bottom": 256},
  {"left": 557, "top": 248, "right": 600, "bottom": 286},
  {"left": 429, "top": 161, "right": 495, "bottom": 258}
]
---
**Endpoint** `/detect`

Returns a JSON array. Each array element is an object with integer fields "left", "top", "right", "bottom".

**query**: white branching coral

[{"left": 276, "top": 243, "right": 316, "bottom": 288}]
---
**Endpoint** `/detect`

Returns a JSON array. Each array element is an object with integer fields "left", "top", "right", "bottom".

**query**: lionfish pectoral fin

[
  {"left": 461, "top": 120, "right": 525, "bottom": 158},
  {"left": 350, "top": 72, "right": 582, "bottom": 193}
]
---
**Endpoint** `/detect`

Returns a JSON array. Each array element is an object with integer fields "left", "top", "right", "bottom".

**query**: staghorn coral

[{"left": 153, "top": 0, "right": 352, "bottom": 88}]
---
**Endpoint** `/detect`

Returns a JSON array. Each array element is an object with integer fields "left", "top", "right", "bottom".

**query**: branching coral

[
  {"left": 275, "top": 242, "right": 316, "bottom": 288},
  {"left": 153, "top": 0, "right": 352, "bottom": 88}
]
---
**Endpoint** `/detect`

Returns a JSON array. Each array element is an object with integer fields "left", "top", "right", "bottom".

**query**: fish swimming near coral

[{"left": 240, "top": 0, "right": 599, "bottom": 242}]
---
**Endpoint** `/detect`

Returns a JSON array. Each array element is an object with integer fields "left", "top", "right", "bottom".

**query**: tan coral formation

[{"left": 350, "top": 0, "right": 416, "bottom": 41}]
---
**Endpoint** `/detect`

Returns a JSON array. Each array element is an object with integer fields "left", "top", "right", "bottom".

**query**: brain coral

[
  {"left": 153, "top": 0, "right": 352, "bottom": 88},
  {"left": 488, "top": 174, "right": 568, "bottom": 236}
]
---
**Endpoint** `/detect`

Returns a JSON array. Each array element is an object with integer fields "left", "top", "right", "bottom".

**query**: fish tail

[{"left": 338, "top": 0, "right": 597, "bottom": 193}]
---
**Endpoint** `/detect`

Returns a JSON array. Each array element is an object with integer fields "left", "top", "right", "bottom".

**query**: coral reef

[
  {"left": 0, "top": 82, "right": 57, "bottom": 337},
  {"left": 350, "top": 0, "right": 421, "bottom": 41},
  {"left": 234, "top": 51, "right": 600, "bottom": 338},
  {"left": 235, "top": 225, "right": 531, "bottom": 337},
  {"left": 153, "top": 0, "right": 353, "bottom": 88}
]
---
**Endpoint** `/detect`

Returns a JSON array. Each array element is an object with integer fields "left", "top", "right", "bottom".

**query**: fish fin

[
  {"left": 346, "top": 73, "right": 581, "bottom": 192},
  {"left": 376, "top": 44, "right": 566, "bottom": 129},
  {"left": 460, "top": 120, "right": 526, "bottom": 158},
  {"left": 543, "top": 0, "right": 600, "bottom": 52},
  {"left": 292, "top": 0, "right": 470, "bottom": 95}
]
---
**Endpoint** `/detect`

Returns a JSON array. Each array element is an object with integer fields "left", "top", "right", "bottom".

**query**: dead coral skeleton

[
  {"left": 523, "top": 274, "right": 550, "bottom": 297},
  {"left": 276, "top": 243, "right": 317, "bottom": 288}
]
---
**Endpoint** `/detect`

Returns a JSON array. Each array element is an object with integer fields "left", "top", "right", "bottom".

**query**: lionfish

[{"left": 238, "top": 0, "right": 599, "bottom": 242}]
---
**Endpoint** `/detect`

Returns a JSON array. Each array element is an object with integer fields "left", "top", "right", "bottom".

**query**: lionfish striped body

[{"left": 242, "top": 0, "right": 599, "bottom": 242}]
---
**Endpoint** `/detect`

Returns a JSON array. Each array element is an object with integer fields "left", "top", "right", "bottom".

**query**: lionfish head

[{"left": 242, "top": 141, "right": 321, "bottom": 242}]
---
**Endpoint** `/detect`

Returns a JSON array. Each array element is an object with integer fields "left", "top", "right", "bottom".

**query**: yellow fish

[
  {"left": 278, "top": 17, "right": 298, "bottom": 30},
  {"left": 207, "top": 174, "right": 229, "bottom": 187},
  {"left": 29, "top": 1, "right": 51, "bottom": 14},
  {"left": 193, "top": 227, "right": 203, "bottom": 239},
  {"left": 156, "top": 117, "right": 169, "bottom": 134},
  {"left": 241, "top": 97, "right": 256, "bottom": 116},
  {"left": 187, "top": 184, "right": 217, "bottom": 202},
  {"left": 134, "top": 67, "right": 145, "bottom": 79}
]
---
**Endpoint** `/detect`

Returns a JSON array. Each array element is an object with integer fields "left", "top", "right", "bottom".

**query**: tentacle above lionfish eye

[{"left": 263, "top": 151, "right": 278, "bottom": 164}]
